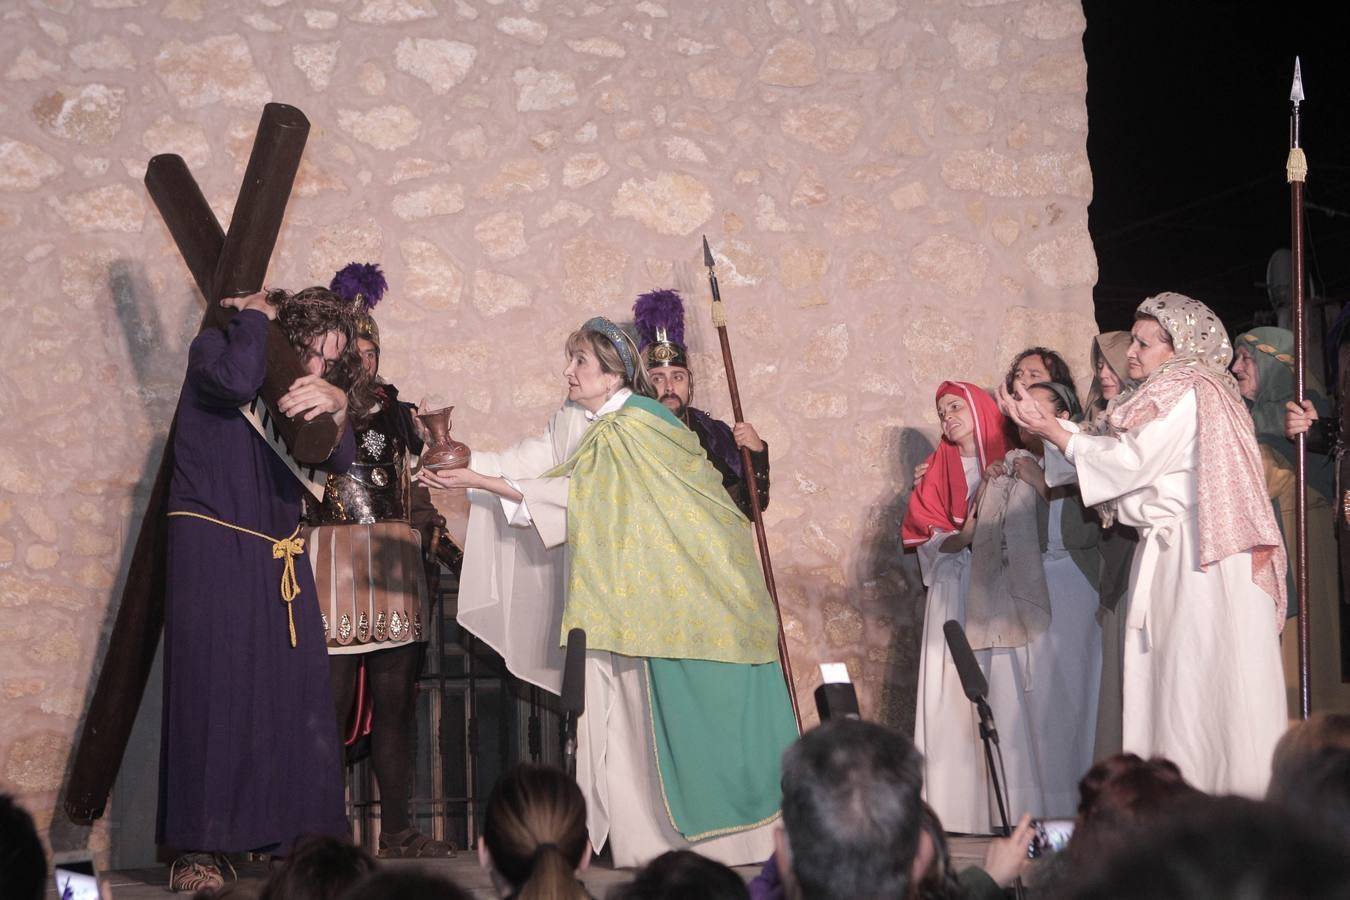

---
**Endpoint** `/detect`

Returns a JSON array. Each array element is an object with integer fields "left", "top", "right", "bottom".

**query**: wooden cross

[
  {"left": 64, "top": 103, "right": 332, "bottom": 822},
  {"left": 147, "top": 101, "right": 339, "bottom": 459}
]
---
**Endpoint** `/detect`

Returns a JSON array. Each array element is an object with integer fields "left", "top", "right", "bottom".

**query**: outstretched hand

[
  {"left": 982, "top": 813, "right": 1035, "bottom": 888},
  {"left": 997, "top": 383, "right": 1070, "bottom": 451},
  {"left": 415, "top": 468, "right": 525, "bottom": 504},
  {"left": 416, "top": 467, "right": 483, "bottom": 491}
]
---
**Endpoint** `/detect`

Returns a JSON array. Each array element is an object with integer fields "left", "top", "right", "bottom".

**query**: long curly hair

[{"left": 267, "top": 286, "right": 375, "bottom": 419}]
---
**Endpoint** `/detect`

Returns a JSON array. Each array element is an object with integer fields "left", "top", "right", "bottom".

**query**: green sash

[{"left": 547, "top": 395, "right": 779, "bottom": 664}]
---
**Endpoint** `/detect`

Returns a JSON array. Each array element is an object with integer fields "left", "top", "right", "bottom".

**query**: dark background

[{"left": 1083, "top": 2, "right": 1350, "bottom": 339}]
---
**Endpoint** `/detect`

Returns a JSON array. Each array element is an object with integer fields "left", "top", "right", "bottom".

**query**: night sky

[{"left": 1082, "top": 2, "right": 1350, "bottom": 337}]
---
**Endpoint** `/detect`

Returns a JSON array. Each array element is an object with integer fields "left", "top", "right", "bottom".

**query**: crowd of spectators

[{"left": 6, "top": 712, "right": 1348, "bottom": 899}]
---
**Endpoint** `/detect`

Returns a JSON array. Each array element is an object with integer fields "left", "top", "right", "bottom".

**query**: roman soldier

[
  {"left": 302, "top": 263, "right": 454, "bottom": 858},
  {"left": 632, "top": 289, "right": 770, "bottom": 517}
]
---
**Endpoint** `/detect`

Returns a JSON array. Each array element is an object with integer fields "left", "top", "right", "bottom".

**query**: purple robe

[
  {"left": 158, "top": 309, "right": 354, "bottom": 853},
  {"left": 686, "top": 407, "right": 771, "bottom": 519}
]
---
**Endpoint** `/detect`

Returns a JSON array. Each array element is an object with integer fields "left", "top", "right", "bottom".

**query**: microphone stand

[
  {"left": 973, "top": 695, "right": 1025, "bottom": 900},
  {"left": 562, "top": 713, "right": 578, "bottom": 779}
]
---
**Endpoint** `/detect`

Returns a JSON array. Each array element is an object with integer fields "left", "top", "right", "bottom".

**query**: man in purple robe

[
  {"left": 632, "top": 289, "right": 770, "bottom": 517},
  {"left": 158, "top": 287, "right": 366, "bottom": 892}
]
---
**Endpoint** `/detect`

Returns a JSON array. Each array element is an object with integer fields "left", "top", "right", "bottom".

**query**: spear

[
  {"left": 702, "top": 236, "right": 802, "bottom": 729},
  {"left": 1287, "top": 58, "right": 1311, "bottom": 718}
]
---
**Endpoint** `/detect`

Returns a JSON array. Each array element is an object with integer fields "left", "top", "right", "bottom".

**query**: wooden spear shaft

[
  {"left": 1288, "top": 59, "right": 1311, "bottom": 718},
  {"left": 703, "top": 236, "right": 803, "bottom": 729}
]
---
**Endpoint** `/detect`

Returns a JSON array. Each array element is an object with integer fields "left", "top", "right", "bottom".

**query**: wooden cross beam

[
  {"left": 64, "top": 103, "right": 329, "bottom": 823},
  {"left": 146, "top": 101, "right": 338, "bottom": 459}
]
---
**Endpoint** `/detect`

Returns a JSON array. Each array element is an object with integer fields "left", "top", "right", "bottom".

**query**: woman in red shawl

[{"left": 901, "top": 382, "right": 1013, "bottom": 833}]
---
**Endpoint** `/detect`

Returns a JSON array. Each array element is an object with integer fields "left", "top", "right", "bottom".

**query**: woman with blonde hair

[
  {"left": 1001, "top": 293, "right": 1287, "bottom": 796},
  {"left": 421, "top": 317, "right": 797, "bottom": 868},
  {"left": 479, "top": 765, "right": 592, "bottom": 900}
]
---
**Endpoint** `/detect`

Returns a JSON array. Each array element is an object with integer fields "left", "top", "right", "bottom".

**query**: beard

[{"left": 659, "top": 392, "right": 688, "bottom": 419}]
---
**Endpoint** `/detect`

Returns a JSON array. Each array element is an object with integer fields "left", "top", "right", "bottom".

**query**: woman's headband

[{"left": 583, "top": 316, "right": 637, "bottom": 382}]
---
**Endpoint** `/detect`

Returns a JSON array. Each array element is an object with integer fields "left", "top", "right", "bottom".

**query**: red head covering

[{"left": 901, "top": 381, "right": 1012, "bottom": 548}]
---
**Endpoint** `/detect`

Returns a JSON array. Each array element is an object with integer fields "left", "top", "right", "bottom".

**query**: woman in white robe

[
  {"left": 902, "top": 381, "right": 1018, "bottom": 834},
  {"left": 1000, "top": 293, "right": 1287, "bottom": 797},
  {"left": 420, "top": 319, "right": 791, "bottom": 867}
]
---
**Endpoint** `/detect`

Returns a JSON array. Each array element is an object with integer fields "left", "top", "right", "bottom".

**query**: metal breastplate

[{"left": 305, "top": 411, "right": 411, "bottom": 525}]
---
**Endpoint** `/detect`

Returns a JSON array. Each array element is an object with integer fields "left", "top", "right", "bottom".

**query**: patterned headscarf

[
  {"left": 1104, "top": 293, "right": 1288, "bottom": 627},
  {"left": 1135, "top": 291, "right": 1239, "bottom": 389},
  {"left": 901, "top": 382, "right": 1012, "bottom": 548}
]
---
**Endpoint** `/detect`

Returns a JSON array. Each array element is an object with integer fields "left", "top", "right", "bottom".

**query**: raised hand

[
  {"left": 220, "top": 289, "right": 277, "bottom": 320},
  {"left": 279, "top": 373, "right": 347, "bottom": 422}
]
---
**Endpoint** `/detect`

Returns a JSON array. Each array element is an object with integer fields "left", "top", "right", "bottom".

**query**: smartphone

[
  {"left": 1027, "top": 818, "right": 1075, "bottom": 858},
  {"left": 52, "top": 850, "right": 101, "bottom": 900}
]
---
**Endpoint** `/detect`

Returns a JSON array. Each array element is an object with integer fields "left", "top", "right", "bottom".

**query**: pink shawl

[{"left": 1107, "top": 293, "right": 1288, "bottom": 627}]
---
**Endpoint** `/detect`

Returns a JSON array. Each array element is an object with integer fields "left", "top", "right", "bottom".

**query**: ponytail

[
  {"left": 516, "top": 842, "right": 588, "bottom": 900},
  {"left": 482, "top": 765, "right": 589, "bottom": 900}
]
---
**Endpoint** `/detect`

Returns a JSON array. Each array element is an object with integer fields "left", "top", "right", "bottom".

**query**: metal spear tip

[
  {"left": 1291, "top": 56, "right": 1304, "bottom": 104},
  {"left": 702, "top": 234, "right": 715, "bottom": 268}
]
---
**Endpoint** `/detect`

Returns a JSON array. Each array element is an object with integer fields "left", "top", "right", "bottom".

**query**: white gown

[
  {"left": 1067, "top": 389, "right": 1286, "bottom": 796},
  {"left": 916, "top": 457, "right": 1104, "bottom": 831},
  {"left": 1030, "top": 485, "right": 1102, "bottom": 815},
  {"left": 915, "top": 458, "right": 1023, "bottom": 833}
]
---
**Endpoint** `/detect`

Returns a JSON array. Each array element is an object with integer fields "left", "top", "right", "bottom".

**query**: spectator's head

[
  {"left": 0, "top": 795, "right": 45, "bottom": 900},
  {"left": 1063, "top": 796, "right": 1350, "bottom": 900},
  {"left": 1268, "top": 746, "right": 1350, "bottom": 844},
  {"left": 777, "top": 718, "right": 927, "bottom": 900},
  {"left": 338, "top": 871, "right": 473, "bottom": 900},
  {"left": 260, "top": 835, "right": 375, "bottom": 900},
  {"left": 1066, "top": 753, "right": 1203, "bottom": 865},
  {"left": 1268, "top": 712, "right": 1350, "bottom": 798},
  {"left": 480, "top": 764, "right": 589, "bottom": 900},
  {"left": 609, "top": 850, "right": 749, "bottom": 900},
  {"left": 914, "top": 803, "right": 961, "bottom": 900}
]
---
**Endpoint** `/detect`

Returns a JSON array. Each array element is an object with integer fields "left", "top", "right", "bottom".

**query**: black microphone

[
  {"left": 561, "top": 628, "right": 586, "bottom": 777},
  {"left": 561, "top": 628, "right": 587, "bottom": 718},
  {"left": 942, "top": 620, "right": 989, "bottom": 702}
]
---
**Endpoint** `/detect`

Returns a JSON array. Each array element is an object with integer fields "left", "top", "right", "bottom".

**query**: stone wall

[{"left": 0, "top": 0, "right": 1097, "bottom": 854}]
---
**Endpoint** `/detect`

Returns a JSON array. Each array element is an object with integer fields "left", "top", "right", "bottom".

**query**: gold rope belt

[{"left": 167, "top": 511, "right": 305, "bottom": 648}]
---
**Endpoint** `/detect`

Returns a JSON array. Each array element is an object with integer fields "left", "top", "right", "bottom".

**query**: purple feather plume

[
  {"left": 329, "top": 262, "right": 388, "bottom": 310},
  {"left": 632, "top": 289, "right": 686, "bottom": 351}
]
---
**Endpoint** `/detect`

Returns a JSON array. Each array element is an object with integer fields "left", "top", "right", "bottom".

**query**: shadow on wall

[
  {"left": 49, "top": 259, "right": 194, "bottom": 860},
  {"left": 856, "top": 424, "right": 935, "bottom": 737}
]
